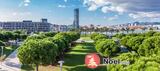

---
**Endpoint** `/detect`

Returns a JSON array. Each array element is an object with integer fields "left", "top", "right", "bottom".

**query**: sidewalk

[{"left": 0, "top": 49, "right": 21, "bottom": 71}]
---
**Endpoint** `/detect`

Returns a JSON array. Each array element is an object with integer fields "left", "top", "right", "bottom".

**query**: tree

[
  {"left": 93, "top": 34, "right": 108, "bottom": 41},
  {"left": 141, "top": 27, "right": 147, "bottom": 33},
  {"left": 25, "top": 34, "right": 46, "bottom": 41},
  {"left": 91, "top": 33, "right": 99, "bottom": 40},
  {"left": 44, "top": 37, "right": 66, "bottom": 56},
  {"left": 145, "top": 31, "right": 156, "bottom": 37},
  {"left": 0, "top": 41, "right": 5, "bottom": 46},
  {"left": 131, "top": 29, "right": 135, "bottom": 33},
  {"left": 153, "top": 32, "right": 160, "bottom": 36},
  {"left": 0, "top": 40, "right": 5, "bottom": 56},
  {"left": 126, "top": 27, "right": 130, "bottom": 34},
  {"left": 18, "top": 39, "right": 58, "bottom": 71},
  {"left": 108, "top": 28, "right": 114, "bottom": 35},
  {"left": 107, "top": 52, "right": 139, "bottom": 71},
  {"left": 103, "top": 27, "right": 109, "bottom": 35},
  {"left": 39, "top": 32, "right": 56, "bottom": 37},
  {"left": 2, "top": 31, "right": 14, "bottom": 41},
  {"left": 120, "top": 36, "right": 132, "bottom": 47},
  {"left": 95, "top": 39, "right": 120, "bottom": 57},
  {"left": 113, "top": 33, "right": 126, "bottom": 39},
  {"left": 126, "top": 36, "right": 145, "bottom": 51},
  {"left": 138, "top": 36, "right": 160, "bottom": 56}
]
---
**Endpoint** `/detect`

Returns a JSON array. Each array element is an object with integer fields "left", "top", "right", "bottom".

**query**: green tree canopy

[
  {"left": 126, "top": 36, "right": 145, "bottom": 51},
  {"left": 95, "top": 39, "right": 120, "bottom": 57},
  {"left": 18, "top": 39, "right": 58, "bottom": 71}
]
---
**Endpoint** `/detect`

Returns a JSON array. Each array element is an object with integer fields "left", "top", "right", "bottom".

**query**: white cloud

[
  {"left": 88, "top": 4, "right": 98, "bottom": 11},
  {"left": 129, "top": 12, "right": 160, "bottom": 19},
  {"left": 19, "top": 0, "right": 31, "bottom": 7},
  {"left": 58, "top": 5, "right": 66, "bottom": 8},
  {"left": 101, "top": 6, "right": 115, "bottom": 13},
  {"left": 12, "top": 12, "right": 31, "bottom": 16},
  {"left": 83, "top": 0, "right": 111, "bottom": 11},
  {"left": 64, "top": 0, "right": 67, "bottom": 2},
  {"left": 83, "top": 0, "right": 125, "bottom": 13},
  {"left": 83, "top": 0, "right": 160, "bottom": 19},
  {"left": 24, "top": 0, "right": 31, "bottom": 3},
  {"left": 24, "top": 3, "right": 29, "bottom": 6},
  {"left": 108, "top": 15, "right": 119, "bottom": 21}
]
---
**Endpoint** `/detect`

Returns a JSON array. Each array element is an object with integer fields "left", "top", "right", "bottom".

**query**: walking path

[
  {"left": 75, "top": 39, "right": 94, "bottom": 43},
  {"left": 0, "top": 49, "right": 21, "bottom": 71}
]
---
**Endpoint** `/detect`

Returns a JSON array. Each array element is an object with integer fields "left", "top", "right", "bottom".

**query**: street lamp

[
  {"left": 58, "top": 60, "right": 64, "bottom": 71},
  {"left": 1, "top": 46, "right": 3, "bottom": 57}
]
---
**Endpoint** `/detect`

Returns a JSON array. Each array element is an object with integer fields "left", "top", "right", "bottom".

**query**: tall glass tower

[{"left": 73, "top": 8, "right": 79, "bottom": 29}]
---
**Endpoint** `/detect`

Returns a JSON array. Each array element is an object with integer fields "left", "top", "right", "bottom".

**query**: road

[{"left": 0, "top": 49, "right": 21, "bottom": 71}]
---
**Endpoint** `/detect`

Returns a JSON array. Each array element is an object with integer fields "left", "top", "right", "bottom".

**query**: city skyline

[{"left": 0, "top": 0, "right": 160, "bottom": 26}]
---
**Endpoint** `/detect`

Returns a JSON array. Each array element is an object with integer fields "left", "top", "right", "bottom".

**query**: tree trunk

[{"left": 36, "top": 64, "right": 38, "bottom": 71}]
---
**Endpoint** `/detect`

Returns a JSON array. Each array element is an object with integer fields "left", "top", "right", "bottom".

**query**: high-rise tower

[{"left": 73, "top": 8, "right": 79, "bottom": 29}]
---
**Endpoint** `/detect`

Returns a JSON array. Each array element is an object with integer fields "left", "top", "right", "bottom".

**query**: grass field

[
  {"left": 80, "top": 37, "right": 92, "bottom": 41},
  {"left": 53, "top": 42, "right": 106, "bottom": 71},
  {"left": 21, "top": 37, "right": 107, "bottom": 71}
]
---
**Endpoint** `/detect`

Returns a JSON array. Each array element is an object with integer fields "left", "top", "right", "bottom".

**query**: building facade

[
  {"left": 73, "top": 8, "right": 80, "bottom": 29},
  {"left": 51, "top": 24, "right": 68, "bottom": 32},
  {"left": 0, "top": 19, "right": 51, "bottom": 33}
]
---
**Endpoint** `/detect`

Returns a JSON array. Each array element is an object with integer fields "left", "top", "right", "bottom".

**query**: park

[{"left": 0, "top": 30, "right": 160, "bottom": 71}]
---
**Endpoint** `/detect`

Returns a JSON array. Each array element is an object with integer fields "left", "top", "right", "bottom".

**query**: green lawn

[
  {"left": 0, "top": 46, "right": 18, "bottom": 61},
  {"left": 53, "top": 42, "right": 106, "bottom": 71},
  {"left": 21, "top": 37, "right": 107, "bottom": 71},
  {"left": 80, "top": 37, "right": 92, "bottom": 41}
]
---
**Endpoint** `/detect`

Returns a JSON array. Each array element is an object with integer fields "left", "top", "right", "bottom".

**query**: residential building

[
  {"left": 0, "top": 19, "right": 51, "bottom": 33},
  {"left": 51, "top": 24, "right": 68, "bottom": 32}
]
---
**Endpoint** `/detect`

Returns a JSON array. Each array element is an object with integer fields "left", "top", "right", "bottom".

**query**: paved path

[
  {"left": 75, "top": 39, "right": 94, "bottom": 43},
  {"left": 0, "top": 49, "right": 21, "bottom": 71}
]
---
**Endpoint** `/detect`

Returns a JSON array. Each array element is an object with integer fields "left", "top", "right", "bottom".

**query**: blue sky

[{"left": 0, "top": 0, "right": 160, "bottom": 26}]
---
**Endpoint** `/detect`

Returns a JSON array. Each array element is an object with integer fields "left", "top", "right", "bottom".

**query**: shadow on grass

[
  {"left": 21, "top": 64, "right": 34, "bottom": 71},
  {"left": 64, "top": 42, "right": 97, "bottom": 66},
  {"left": 78, "top": 42, "right": 94, "bottom": 47},
  {"left": 71, "top": 50, "right": 95, "bottom": 53},
  {"left": 66, "top": 65, "right": 107, "bottom": 71},
  {"left": 64, "top": 54, "right": 86, "bottom": 66}
]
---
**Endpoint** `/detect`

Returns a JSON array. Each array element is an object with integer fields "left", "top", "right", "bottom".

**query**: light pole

[
  {"left": 1, "top": 46, "right": 3, "bottom": 57},
  {"left": 58, "top": 60, "right": 64, "bottom": 71}
]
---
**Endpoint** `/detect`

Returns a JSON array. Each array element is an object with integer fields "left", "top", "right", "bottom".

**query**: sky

[{"left": 0, "top": 0, "right": 160, "bottom": 26}]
